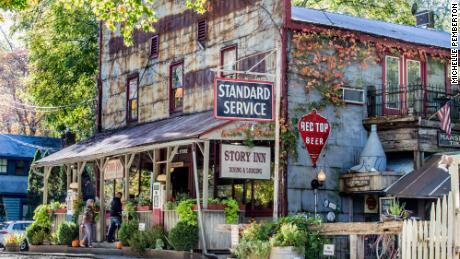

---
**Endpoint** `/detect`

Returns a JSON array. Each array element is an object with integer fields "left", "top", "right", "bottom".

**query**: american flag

[{"left": 437, "top": 102, "right": 451, "bottom": 138}]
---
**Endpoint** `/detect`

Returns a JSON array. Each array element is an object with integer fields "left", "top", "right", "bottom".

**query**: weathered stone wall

[
  {"left": 100, "top": 0, "right": 282, "bottom": 130},
  {"left": 286, "top": 30, "right": 381, "bottom": 221}
]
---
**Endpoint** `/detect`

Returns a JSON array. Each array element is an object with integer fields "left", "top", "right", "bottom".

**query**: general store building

[{"left": 32, "top": 0, "right": 453, "bottom": 246}]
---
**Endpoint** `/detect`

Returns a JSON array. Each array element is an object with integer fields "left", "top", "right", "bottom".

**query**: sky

[{"left": 0, "top": 11, "right": 24, "bottom": 50}]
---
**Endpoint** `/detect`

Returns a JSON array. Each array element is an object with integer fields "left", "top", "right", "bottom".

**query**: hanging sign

[
  {"left": 105, "top": 159, "right": 124, "bottom": 180},
  {"left": 220, "top": 144, "right": 271, "bottom": 180},
  {"left": 214, "top": 78, "right": 274, "bottom": 121},
  {"left": 298, "top": 110, "right": 330, "bottom": 167}
]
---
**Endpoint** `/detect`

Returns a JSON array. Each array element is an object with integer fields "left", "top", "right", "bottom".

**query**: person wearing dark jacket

[{"left": 107, "top": 192, "right": 123, "bottom": 242}]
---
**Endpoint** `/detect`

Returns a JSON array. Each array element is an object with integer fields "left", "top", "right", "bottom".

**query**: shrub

[
  {"left": 56, "top": 222, "right": 78, "bottom": 245},
  {"left": 222, "top": 199, "right": 239, "bottom": 224},
  {"left": 233, "top": 239, "right": 271, "bottom": 259},
  {"left": 270, "top": 223, "right": 306, "bottom": 253},
  {"left": 129, "top": 226, "right": 165, "bottom": 253},
  {"left": 26, "top": 224, "right": 47, "bottom": 245},
  {"left": 118, "top": 220, "right": 139, "bottom": 246},
  {"left": 4, "top": 233, "right": 25, "bottom": 245},
  {"left": 168, "top": 222, "right": 198, "bottom": 251},
  {"left": 176, "top": 199, "right": 197, "bottom": 226}
]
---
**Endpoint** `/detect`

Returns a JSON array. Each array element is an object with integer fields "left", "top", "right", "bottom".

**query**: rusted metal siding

[{"left": 100, "top": 0, "right": 282, "bottom": 130}]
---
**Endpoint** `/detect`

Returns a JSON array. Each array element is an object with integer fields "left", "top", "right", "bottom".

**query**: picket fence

[{"left": 401, "top": 156, "right": 460, "bottom": 259}]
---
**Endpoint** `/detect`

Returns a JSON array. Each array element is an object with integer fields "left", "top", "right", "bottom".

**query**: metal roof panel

[{"left": 291, "top": 7, "right": 450, "bottom": 49}]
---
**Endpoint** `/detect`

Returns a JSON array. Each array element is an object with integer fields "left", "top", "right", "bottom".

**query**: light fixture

[
  {"left": 231, "top": 142, "right": 242, "bottom": 145},
  {"left": 169, "top": 167, "right": 175, "bottom": 173},
  {"left": 317, "top": 169, "right": 327, "bottom": 184},
  {"left": 156, "top": 174, "right": 167, "bottom": 182}
]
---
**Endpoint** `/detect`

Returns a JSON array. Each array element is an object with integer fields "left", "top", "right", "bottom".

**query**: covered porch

[{"left": 32, "top": 111, "right": 275, "bottom": 249}]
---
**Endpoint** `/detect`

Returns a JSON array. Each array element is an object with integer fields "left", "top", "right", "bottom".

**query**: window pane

[
  {"left": 222, "top": 48, "right": 237, "bottom": 77},
  {"left": 130, "top": 99, "right": 138, "bottom": 120},
  {"left": 172, "top": 64, "right": 183, "bottom": 89},
  {"left": 129, "top": 79, "right": 138, "bottom": 99},
  {"left": 15, "top": 160, "right": 25, "bottom": 174},
  {"left": 0, "top": 159, "right": 7, "bottom": 174},
  {"left": 386, "top": 57, "right": 400, "bottom": 109},
  {"left": 427, "top": 59, "right": 445, "bottom": 89},
  {"left": 174, "top": 88, "right": 184, "bottom": 109},
  {"left": 407, "top": 60, "right": 421, "bottom": 87}
]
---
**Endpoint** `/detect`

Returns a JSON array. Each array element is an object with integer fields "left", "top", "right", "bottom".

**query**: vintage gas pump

[
  {"left": 66, "top": 182, "right": 79, "bottom": 221},
  {"left": 152, "top": 182, "right": 165, "bottom": 225}
]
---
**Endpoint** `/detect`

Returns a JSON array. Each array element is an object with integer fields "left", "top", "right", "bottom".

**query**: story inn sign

[{"left": 220, "top": 144, "right": 271, "bottom": 180}]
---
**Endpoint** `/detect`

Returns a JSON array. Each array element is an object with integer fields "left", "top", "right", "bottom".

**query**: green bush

[
  {"left": 222, "top": 199, "right": 239, "bottom": 224},
  {"left": 168, "top": 222, "right": 198, "bottom": 251},
  {"left": 56, "top": 222, "right": 78, "bottom": 245},
  {"left": 129, "top": 226, "right": 166, "bottom": 253},
  {"left": 233, "top": 239, "right": 271, "bottom": 259},
  {"left": 118, "top": 220, "right": 139, "bottom": 246},
  {"left": 176, "top": 199, "right": 197, "bottom": 226},
  {"left": 26, "top": 205, "right": 52, "bottom": 245}
]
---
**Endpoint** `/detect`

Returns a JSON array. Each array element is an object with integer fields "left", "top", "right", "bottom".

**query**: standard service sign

[{"left": 214, "top": 78, "right": 274, "bottom": 121}]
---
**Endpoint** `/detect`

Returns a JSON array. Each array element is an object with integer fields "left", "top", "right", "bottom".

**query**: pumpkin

[
  {"left": 71, "top": 240, "right": 80, "bottom": 247},
  {"left": 116, "top": 241, "right": 123, "bottom": 249}
]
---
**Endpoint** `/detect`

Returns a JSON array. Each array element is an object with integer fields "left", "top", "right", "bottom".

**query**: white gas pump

[
  {"left": 152, "top": 182, "right": 165, "bottom": 209},
  {"left": 152, "top": 182, "right": 165, "bottom": 225}
]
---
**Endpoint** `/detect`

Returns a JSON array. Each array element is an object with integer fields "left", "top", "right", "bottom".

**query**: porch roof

[
  {"left": 292, "top": 7, "right": 450, "bottom": 49},
  {"left": 386, "top": 154, "right": 459, "bottom": 199},
  {"left": 33, "top": 111, "right": 229, "bottom": 167}
]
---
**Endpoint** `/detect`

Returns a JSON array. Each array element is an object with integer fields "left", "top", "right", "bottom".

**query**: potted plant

[
  {"left": 135, "top": 195, "right": 152, "bottom": 211},
  {"left": 49, "top": 201, "right": 67, "bottom": 214},
  {"left": 383, "top": 199, "right": 407, "bottom": 221},
  {"left": 4, "top": 233, "right": 24, "bottom": 252},
  {"left": 269, "top": 223, "right": 306, "bottom": 259},
  {"left": 233, "top": 223, "right": 273, "bottom": 259}
]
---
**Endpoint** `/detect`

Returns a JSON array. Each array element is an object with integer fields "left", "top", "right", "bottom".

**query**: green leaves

[{"left": 17, "top": 0, "right": 98, "bottom": 140}]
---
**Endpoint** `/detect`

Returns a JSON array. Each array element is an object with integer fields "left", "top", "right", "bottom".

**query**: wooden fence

[{"left": 401, "top": 155, "right": 460, "bottom": 259}]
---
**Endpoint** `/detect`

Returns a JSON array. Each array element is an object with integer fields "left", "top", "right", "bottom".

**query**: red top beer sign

[{"left": 298, "top": 110, "right": 330, "bottom": 167}]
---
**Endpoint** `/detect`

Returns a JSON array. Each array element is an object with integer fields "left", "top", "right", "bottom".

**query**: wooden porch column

[
  {"left": 42, "top": 166, "right": 52, "bottom": 204},
  {"left": 123, "top": 154, "right": 136, "bottom": 201},
  {"left": 147, "top": 150, "right": 158, "bottom": 200},
  {"left": 96, "top": 158, "right": 108, "bottom": 242},
  {"left": 350, "top": 234, "right": 365, "bottom": 259},
  {"left": 76, "top": 161, "right": 87, "bottom": 197},
  {"left": 165, "top": 147, "right": 171, "bottom": 201},
  {"left": 66, "top": 165, "right": 71, "bottom": 190},
  {"left": 202, "top": 141, "right": 210, "bottom": 209}
]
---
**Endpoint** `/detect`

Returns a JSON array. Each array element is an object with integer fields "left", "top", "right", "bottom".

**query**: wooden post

[
  {"left": 76, "top": 161, "right": 87, "bottom": 197},
  {"left": 96, "top": 158, "right": 107, "bottom": 242},
  {"left": 66, "top": 164, "right": 71, "bottom": 190},
  {"left": 165, "top": 147, "right": 171, "bottom": 201},
  {"left": 42, "top": 166, "right": 52, "bottom": 204},
  {"left": 123, "top": 154, "right": 136, "bottom": 201},
  {"left": 349, "top": 234, "right": 364, "bottom": 259},
  {"left": 202, "top": 141, "right": 210, "bottom": 209},
  {"left": 273, "top": 43, "right": 282, "bottom": 220}
]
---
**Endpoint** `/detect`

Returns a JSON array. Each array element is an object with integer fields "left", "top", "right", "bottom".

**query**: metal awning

[
  {"left": 33, "top": 111, "right": 229, "bottom": 167},
  {"left": 386, "top": 154, "right": 459, "bottom": 199}
]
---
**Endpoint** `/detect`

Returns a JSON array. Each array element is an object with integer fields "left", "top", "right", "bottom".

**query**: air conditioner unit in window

[{"left": 342, "top": 87, "right": 365, "bottom": 104}]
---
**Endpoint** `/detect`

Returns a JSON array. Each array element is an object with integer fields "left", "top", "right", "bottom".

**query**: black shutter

[
  {"left": 150, "top": 35, "right": 159, "bottom": 58},
  {"left": 197, "top": 20, "right": 207, "bottom": 44}
]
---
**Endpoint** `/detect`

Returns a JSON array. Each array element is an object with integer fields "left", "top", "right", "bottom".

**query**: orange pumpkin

[
  {"left": 71, "top": 240, "right": 80, "bottom": 247},
  {"left": 116, "top": 242, "right": 123, "bottom": 249}
]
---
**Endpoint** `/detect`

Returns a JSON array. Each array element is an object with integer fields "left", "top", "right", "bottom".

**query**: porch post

[
  {"left": 123, "top": 153, "right": 136, "bottom": 201},
  {"left": 202, "top": 141, "right": 210, "bottom": 209},
  {"left": 165, "top": 147, "right": 171, "bottom": 201},
  {"left": 77, "top": 161, "right": 87, "bottom": 197},
  {"left": 66, "top": 164, "right": 71, "bottom": 190},
  {"left": 97, "top": 158, "right": 107, "bottom": 242},
  {"left": 42, "top": 166, "right": 52, "bottom": 204}
]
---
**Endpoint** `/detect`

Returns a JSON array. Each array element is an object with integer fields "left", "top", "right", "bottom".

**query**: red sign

[{"left": 298, "top": 110, "right": 330, "bottom": 167}]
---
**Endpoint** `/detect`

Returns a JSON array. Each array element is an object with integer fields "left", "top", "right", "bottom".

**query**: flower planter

[
  {"left": 53, "top": 208, "right": 67, "bottom": 214},
  {"left": 135, "top": 205, "right": 152, "bottom": 211},
  {"left": 193, "top": 204, "right": 225, "bottom": 210},
  {"left": 270, "top": 246, "right": 304, "bottom": 259},
  {"left": 5, "top": 244, "right": 20, "bottom": 252}
]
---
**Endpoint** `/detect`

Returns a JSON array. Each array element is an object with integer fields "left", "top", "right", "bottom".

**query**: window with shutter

[
  {"left": 150, "top": 35, "right": 159, "bottom": 58},
  {"left": 197, "top": 20, "right": 207, "bottom": 44}
]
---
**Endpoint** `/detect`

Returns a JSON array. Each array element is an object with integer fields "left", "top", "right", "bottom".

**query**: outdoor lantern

[
  {"left": 317, "top": 169, "right": 327, "bottom": 184},
  {"left": 156, "top": 174, "right": 167, "bottom": 182}
]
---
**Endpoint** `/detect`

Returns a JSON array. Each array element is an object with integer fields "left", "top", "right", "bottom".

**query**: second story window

[
  {"left": 385, "top": 56, "right": 401, "bottom": 109},
  {"left": 127, "top": 74, "right": 139, "bottom": 122},
  {"left": 170, "top": 61, "right": 184, "bottom": 113},
  {"left": 406, "top": 59, "right": 422, "bottom": 87},
  {"left": 0, "top": 159, "right": 7, "bottom": 174},
  {"left": 221, "top": 45, "right": 237, "bottom": 78},
  {"left": 15, "top": 160, "right": 25, "bottom": 175}
]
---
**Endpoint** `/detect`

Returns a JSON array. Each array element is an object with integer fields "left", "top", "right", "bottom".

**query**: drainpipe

[{"left": 192, "top": 143, "right": 218, "bottom": 259}]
